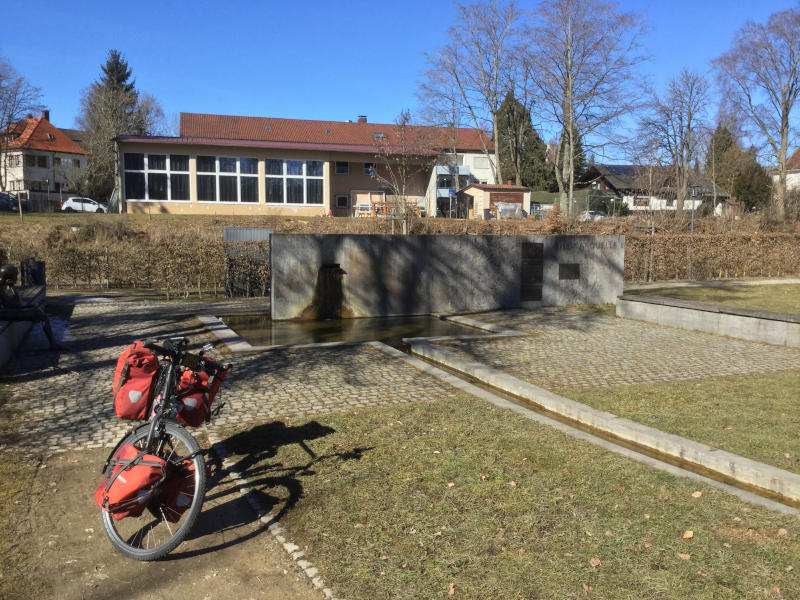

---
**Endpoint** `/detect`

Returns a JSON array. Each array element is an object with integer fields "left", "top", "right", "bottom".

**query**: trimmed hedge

[{"left": 2, "top": 218, "right": 799, "bottom": 294}]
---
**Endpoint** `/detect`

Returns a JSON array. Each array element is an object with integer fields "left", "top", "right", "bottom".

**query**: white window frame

[
  {"left": 264, "top": 159, "right": 325, "bottom": 206},
  {"left": 124, "top": 153, "right": 191, "bottom": 202},
  {"left": 197, "top": 156, "right": 259, "bottom": 204}
]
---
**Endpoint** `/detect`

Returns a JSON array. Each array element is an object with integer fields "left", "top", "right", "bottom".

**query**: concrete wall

[
  {"left": 617, "top": 294, "right": 800, "bottom": 347},
  {"left": 271, "top": 234, "right": 625, "bottom": 320}
]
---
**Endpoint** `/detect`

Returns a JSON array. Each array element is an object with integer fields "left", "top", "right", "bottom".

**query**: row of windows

[
  {"left": 9, "top": 155, "right": 82, "bottom": 169},
  {"left": 123, "top": 154, "right": 325, "bottom": 204}
]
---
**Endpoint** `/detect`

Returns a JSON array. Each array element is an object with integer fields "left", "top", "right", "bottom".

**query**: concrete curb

[
  {"left": 407, "top": 339, "right": 800, "bottom": 505},
  {"left": 617, "top": 296, "right": 800, "bottom": 347},
  {"left": 207, "top": 433, "right": 340, "bottom": 600}
]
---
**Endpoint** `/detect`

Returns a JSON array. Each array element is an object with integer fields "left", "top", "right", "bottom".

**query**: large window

[
  {"left": 197, "top": 156, "right": 258, "bottom": 203},
  {"left": 124, "top": 153, "right": 189, "bottom": 201},
  {"left": 265, "top": 159, "right": 324, "bottom": 205}
]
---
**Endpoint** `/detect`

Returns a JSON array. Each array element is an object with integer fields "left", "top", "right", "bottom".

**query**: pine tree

[
  {"left": 496, "top": 92, "right": 555, "bottom": 190},
  {"left": 100, "top": 50, "right": 135, "bottom": 93}
]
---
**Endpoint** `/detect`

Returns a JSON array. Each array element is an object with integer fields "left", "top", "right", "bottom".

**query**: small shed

[{"left": 457, "top": 183, "right": 531, "bottom": 219}]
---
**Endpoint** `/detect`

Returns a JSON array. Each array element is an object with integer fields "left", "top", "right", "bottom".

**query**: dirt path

[{"left": 5, "top": 449, "right": 322, "bottom": 600}]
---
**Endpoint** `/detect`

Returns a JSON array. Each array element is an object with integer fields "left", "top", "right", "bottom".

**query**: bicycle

[{"left": 97, "top": 336, "right": 230, "bottom": 561}]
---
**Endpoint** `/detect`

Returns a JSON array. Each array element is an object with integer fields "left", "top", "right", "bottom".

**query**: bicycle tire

[{"left": 100, "top": 421, "right": 206, "bottom": 561}]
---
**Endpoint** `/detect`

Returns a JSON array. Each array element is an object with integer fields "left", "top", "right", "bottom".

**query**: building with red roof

[
  {"left": 1, "top": 111, "right": 88, "bottom": 206},
  {"left": 115, "top": 112, "right": 496, "bottom": 217}
]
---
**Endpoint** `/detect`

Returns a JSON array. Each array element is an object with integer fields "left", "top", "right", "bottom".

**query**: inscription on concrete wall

[{"left": 271, "top": 234, "right": 624, "bottom": 320}]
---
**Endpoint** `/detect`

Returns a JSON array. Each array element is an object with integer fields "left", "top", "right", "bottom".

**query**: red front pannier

[
  {"left": 113, "top": 341, "right": 159, "bottom": 420},
  {"left": 94, "top": 444, "right": 167, "bottom": 520},
  {"left": 175, "top": 359, "right": 229, "bottom": 428}
]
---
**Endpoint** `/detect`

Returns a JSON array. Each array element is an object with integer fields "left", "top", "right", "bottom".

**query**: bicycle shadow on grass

[{"left": 166, "top": 420, "right": 371, "bottom": 560}]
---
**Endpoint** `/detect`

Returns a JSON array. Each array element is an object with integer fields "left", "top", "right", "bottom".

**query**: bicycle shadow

[{"left": 165, "top": 420, "right": 371, "bottom": 561}]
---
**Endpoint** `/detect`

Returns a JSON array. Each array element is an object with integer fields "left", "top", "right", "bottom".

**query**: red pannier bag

[
  {"left": 161, "top": 459, "right": 196, "bottom": 522},
  {"left": 94, "top": 443, "right": 167, "bottom": 520},
  {"left": 113, "top": 341, "right": 159, "bottom": 420},
  {"left": 175, "top": 359, "right": 229, "bottom": 427},
  {"left": 175, "top": 369, "right": 208, "bottom": 428}
]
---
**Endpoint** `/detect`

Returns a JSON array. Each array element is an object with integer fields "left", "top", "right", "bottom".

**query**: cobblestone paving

[
  {"left": 3, "top": 302, "right": 460, "bottom": 453},
  {"left": 435, "top": 308, "right": 800, "bottom": 389}
]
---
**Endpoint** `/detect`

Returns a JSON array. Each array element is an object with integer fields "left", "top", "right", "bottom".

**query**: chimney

[
  {"left": 41, "top": 110, "right": 50, "bottom": 121},
  {"left": 357, "top": 115, "right": 367, "bottom": 123}
]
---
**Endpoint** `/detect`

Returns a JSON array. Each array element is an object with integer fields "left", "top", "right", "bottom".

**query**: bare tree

[
  {"left": 372, "top": 110, "right": 436, "bottom": 234},
  {"left": 637, "top": 69, "right": 711, "bottom": 214},
  {"left": 0, "top": 58, "right": 43, "bottom": 192},
  {"left": 527, "top": 0, "right": 646, "bottom": 214},
  {"left": 420, "top": 0, "right": 522, "bottom": 183},
  {"left": 714, "top": 8, "right": 800, "bottom": 220}
]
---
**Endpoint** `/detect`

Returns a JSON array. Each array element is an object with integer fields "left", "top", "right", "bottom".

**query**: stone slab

[{"left": 618, "top": 295, "right": 800, "bottom": 347}]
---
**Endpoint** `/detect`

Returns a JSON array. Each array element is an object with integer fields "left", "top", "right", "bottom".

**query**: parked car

[
  {"left": 579, "top": 210, "right": 606, "bottom": 222},
  {"left": 61, "top": 197, "right": 108, "bottom": 213},
  {"left": 0, "top": 191, "right": 28, "bottom": 212}
]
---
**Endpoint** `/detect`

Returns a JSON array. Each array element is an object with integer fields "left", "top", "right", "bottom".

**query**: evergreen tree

[
  {"left": 496, "top": 92, "right": 554, "bottom": 190},
  {"left": 705, "top": 124, "right": 771, "bottom": 210},
  {"left": 77, "top": 50, "right": 163, "bottom": 200},
  {"left": 100, "top": 50, "right": 135, "bottom": 93}
]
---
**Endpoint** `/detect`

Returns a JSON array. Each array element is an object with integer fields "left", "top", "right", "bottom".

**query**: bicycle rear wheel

[{"left": 100, "top": 421, "right": 206, "bottom": 560}]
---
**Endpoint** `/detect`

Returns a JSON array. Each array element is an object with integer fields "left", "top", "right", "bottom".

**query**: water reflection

[{"left": 220, "top": 314, "right": 475, "bottom": 348}]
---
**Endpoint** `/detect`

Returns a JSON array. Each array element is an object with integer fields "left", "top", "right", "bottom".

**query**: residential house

[
  {"left": 578, "top": 164, "right": 728, "bottom": 213},
  {"left": 115, "top": 113, "right": 496, "bottom": 217},
  {"left": 1, "top": 111, "right": 88, "bottom": 208}
]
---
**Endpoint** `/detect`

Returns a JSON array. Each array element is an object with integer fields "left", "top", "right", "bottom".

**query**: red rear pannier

[
  {"left": 113, "top": 341, "right": 159, "bottom": 420},
  {"left": 94, "top": 444, "right": 167, "bottom": 519},
  {"left": 161, "top": 460, "right": 196, "bottom": 522}
]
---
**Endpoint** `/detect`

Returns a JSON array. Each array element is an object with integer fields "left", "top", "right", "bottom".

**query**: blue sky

[{"left": 3, "top": 0, "right": 796, "bottom": 137}]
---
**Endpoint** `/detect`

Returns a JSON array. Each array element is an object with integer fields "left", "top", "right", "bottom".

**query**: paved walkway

[
  {"left": 6, "top": 301, "right": 800, "bottom": 453},
  {"left": 3, "top": 301, "right": 460, "bottom": 452},
  {"left": 436, "top": 308, "right": 800, "bottom": 390}
]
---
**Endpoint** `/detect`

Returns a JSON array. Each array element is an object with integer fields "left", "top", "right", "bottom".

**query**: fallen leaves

[
  {"left": 777, "top": 528, "right": 788, "bottom": 536},
  {"left": 683, "top": 530, "right": 694, "bottom": 540},
  {"left": 588, "top": 557, "right": 602, "bottom": 568},
  {"left": 447, "top": 482, "right": 455, "bottom": 488},
  {"left": 677, "top": 553, "right": 691, "bottom": 560},
  {"left": 691, "top": 491, "right": 703, "bottom": 498},
  {"left": 448, "top": 582, "right": 455, "bottom": 596}
]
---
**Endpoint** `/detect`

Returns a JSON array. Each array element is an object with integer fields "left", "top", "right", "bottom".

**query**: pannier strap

[
  {"left": 113, "top": 362, "right": 130, "bottom": 400},
  {"left": 103, "top": 449, "right": 163, "bottom": 494}
]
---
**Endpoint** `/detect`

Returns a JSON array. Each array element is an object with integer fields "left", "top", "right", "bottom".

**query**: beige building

[
  {"left": 116, "top": 113, "right": 495, "bottom": 217},
  {"left": 1, "top": 111, "right": 88, "bottom": 207}
]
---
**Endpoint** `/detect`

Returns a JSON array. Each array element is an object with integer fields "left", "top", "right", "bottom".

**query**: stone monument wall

[{"left": 270, "top": 234, "right": 624, "bottom": 320}]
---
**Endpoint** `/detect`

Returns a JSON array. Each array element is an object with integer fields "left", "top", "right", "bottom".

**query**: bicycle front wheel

[{"left": 100, "top": 421, "right": 206, "bottom": 561}]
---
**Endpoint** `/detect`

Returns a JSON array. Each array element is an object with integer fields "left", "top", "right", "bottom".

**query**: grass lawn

[
  {"left": 645, "top": 284, "right": 800, "bottom": 315},
  {"left": 561, "top": 370, "right": 800, "bottom": 476},
  {"left": 218, "top": 394, "right": 799, "bottom": 600}
]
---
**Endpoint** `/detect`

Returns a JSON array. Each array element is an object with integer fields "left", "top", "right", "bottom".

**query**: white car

[
  {"left": 61, "top": 197, "right": 108, "bottom": 213},
  {"left": 579, "top": 210, "right": 606, "bottom": 222}
]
